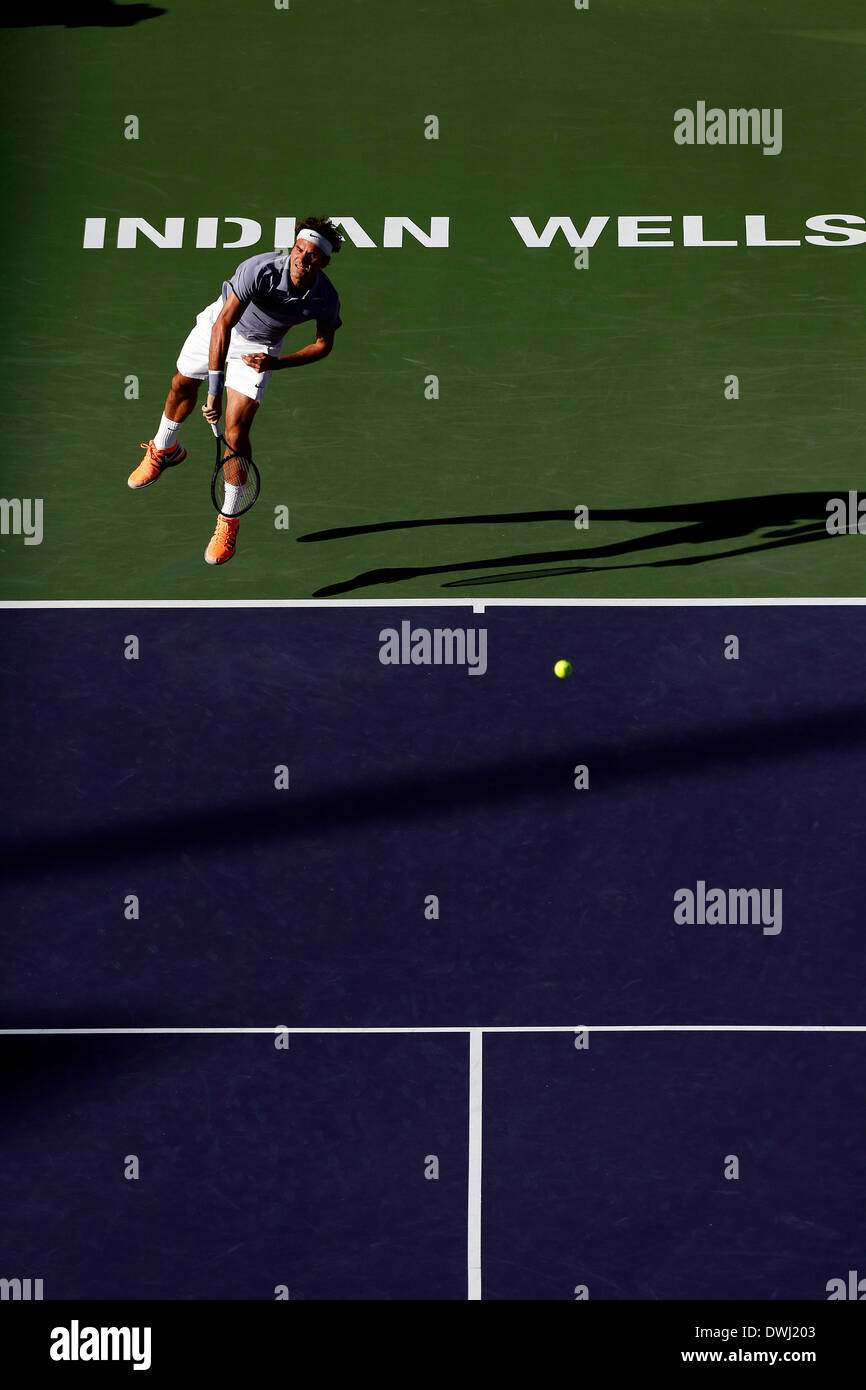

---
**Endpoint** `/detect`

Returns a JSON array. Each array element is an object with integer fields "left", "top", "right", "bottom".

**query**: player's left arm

[{"left": 242, "top": 329, "right": 335, "bottom": 374}]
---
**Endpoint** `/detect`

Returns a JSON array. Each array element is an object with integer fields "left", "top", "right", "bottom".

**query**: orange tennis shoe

[
  {"left": 128, "top": 440, "right": 187, "bottom": 489},
  {"left": 205, "top": 515, "right": 240, "bottom": 565}
]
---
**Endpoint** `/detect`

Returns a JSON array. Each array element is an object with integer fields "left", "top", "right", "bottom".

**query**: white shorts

[{"left": 176, "top": 297, "right": 284, "bottom": 405}]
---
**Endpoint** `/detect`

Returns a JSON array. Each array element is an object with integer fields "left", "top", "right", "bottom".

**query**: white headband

[{"left": 296, "top": 227, "right": 332, "bottom": 256}]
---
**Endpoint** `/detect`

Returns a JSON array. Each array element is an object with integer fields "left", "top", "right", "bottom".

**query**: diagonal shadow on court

[
  {"left": 0, "top": 2, "right": 165, "bottom": 26},
  {"left": 0, "top": 1018, "right": 168, "bottom": 1114},
  {"left": 297, "top": 492, "right": 839, "bottom": 597},
  {"left": 2, "top": 701, "right": 863, "bottom": 886}
]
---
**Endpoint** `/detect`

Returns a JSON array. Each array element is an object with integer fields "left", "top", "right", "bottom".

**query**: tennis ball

[{"left": 554, "top": 660, "right": 572, "bottom": 679}]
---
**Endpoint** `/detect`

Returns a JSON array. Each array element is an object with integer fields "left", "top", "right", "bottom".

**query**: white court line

[
  {"left": 2, "top": 598, "right": 866, "bottom": 610},
  {"left": 3, "top": 1022, "right": 861, "bottom": 1306},
  {"left": 467, "top": 1029, "right": 483, "bottom": 1302},
  {"left": 0, "top": 1025, "right": 864, "bottom": 1035}
]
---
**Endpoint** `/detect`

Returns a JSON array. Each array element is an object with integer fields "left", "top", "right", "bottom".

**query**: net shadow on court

[{"left": 2, "top": 699, "right": 863, "bottom": 886}]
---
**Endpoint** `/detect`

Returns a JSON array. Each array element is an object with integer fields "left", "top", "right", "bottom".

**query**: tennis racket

[{"left": 208, "top": 420, "right": 261, "bottom": 517}]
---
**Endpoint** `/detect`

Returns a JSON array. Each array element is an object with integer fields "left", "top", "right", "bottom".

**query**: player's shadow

[
  {"left": 2, "top": 701, "right": 864, "bottom": 887},
  {"left": 298, "top": 491, "right": 839, "bottom": 596},
  {"left": 1, "top": 2, "right": 165, "bottom": 25}
]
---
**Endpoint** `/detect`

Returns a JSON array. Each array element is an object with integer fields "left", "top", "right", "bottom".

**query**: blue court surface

[
  {"left": 1, "top": 606, "right": 864, "bottom": 1026},
  {"left": 482, "top": 1030, "right": 865, "bottom": 1301},
  {"left": 0, "top": 1032, "right": 468, "bottom": 1301},
  {"left": 0, "top": 1029, "right": 863, "bottom": 1301},
  {"left": 1, "top": 605, "right": 865, "bottom": 1300}
]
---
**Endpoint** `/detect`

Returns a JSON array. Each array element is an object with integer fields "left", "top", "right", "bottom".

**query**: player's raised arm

[{"left": 203, "top": 291, "right": 247, "bottom": 425}]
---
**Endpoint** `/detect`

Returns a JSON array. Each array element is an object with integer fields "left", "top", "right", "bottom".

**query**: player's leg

[
  {"left": 144, "top": 369, "right": 200, "bottom": 467},
  {"left": 129, "top": 374, "right": 201, "bottom": 489},
  {"left": 224, "top": 388, "right": 258, "bottom": 473},
  {"left": 129, "top": 300, "right": 217, "bottom": 489},
  {"left": 156, "top": 371, "right": 201, "bottom": 448},
  {"left": 204, "top": 388, "right": 260, "bottom": 566}
]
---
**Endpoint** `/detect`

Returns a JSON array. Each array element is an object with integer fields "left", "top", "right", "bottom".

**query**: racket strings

[{"left": 216, "top": 450, "right": 258, "bottom": 517}]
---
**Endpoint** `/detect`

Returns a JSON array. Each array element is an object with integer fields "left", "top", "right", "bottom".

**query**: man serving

[{"left": 128, "top": 216, "right": 343, "bottom": 565}]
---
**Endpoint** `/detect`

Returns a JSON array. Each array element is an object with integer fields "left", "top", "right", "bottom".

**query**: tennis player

[{"left": 128, "top": 216, "right": 343, "bottom": 565}]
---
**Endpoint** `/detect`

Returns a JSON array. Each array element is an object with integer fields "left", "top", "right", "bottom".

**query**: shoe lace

[{"left": 216, "top": 516, "right": 238, "bottom": 550}]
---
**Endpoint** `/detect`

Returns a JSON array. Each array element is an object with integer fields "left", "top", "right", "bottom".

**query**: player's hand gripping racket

[{"left": 208, "top": 421, "right": 261, "bottom": 517}]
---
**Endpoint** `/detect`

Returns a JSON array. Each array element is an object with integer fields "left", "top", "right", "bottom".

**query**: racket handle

[{"left": 208, "top": 420, "right": 221, "bottom": 438}]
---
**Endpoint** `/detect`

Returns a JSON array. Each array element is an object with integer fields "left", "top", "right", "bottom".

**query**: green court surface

[{"left": 0, "top": 0, "right": 863, "bottom": 600}]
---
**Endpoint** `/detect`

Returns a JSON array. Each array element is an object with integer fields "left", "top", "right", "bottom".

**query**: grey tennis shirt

[{"left": 221, "top": 252, "right": 342, "bottom": 348}]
